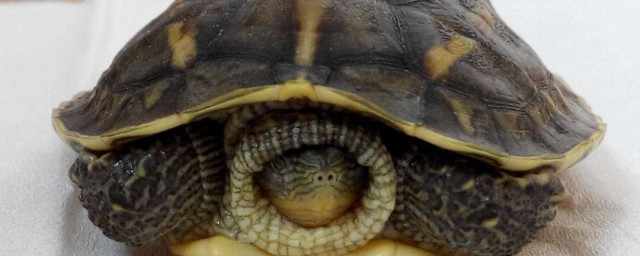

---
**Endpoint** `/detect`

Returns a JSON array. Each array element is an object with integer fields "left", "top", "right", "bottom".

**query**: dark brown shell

[{"left": 53, "top": 0, "right": 604, "bottom": 171}]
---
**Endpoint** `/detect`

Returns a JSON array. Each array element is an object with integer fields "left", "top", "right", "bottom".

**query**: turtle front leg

[
  {"left": 387, "top": 136, "right": 566, "bottom": 256},
  {"left": 69, "top": 120, "right": 226, "bottom": 246}
]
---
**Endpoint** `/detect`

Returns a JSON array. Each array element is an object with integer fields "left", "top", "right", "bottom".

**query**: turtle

[{"left": 52, "top": 0, "right": 605, "bottom": 255}]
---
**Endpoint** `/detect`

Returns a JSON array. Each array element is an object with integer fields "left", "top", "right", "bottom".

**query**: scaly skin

[
  {"left": 225, "top": 110, "right": 397, "bottom": 255},
  {"left": 386, "top": 134, "right": 566, "bottom": 256},
  {"left": 70, "top": 105, "right": 564, "bottom": 255},
  {"left": 70, "top": 121, "right": 226, "bottom": 246}
]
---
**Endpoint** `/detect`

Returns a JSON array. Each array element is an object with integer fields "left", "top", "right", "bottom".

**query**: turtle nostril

[
  {"left": 318, "top": 176, "right": 323, "bottom": 181},
  {"left": 328, "top": 175, "right": 334, "bottom": 181}
]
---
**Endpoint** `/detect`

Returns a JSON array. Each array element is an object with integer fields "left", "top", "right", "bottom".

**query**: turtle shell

[{"left": 53, "top": 0, "right": 604, "bottom": 171}]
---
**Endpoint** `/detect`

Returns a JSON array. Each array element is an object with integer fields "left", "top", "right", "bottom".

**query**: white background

[{"left": 0, "top": 1, "right": 639, "bottom": 255}]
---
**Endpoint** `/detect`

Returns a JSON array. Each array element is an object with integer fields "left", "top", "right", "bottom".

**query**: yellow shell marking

[
  {"left": 478, "top": 9, "right": 496, "bottom": 28},
  {"left": 278, "top": 78, "right": 318, "bottom": 101},
  {"left": 144, "top": 82, "right": 170, "bottom": 108},
  {"left": 168, "top": 21, "right": 198, "bottom": 69},
  {"left": 294, "top": 0, "right": 325, "bottom": 68},
  {"left": 425, "top": 35, "right": 475, "bottom": 79},
  {"left": 442, "top": 91, "right": 475, "bottom": 134},
  {"left": 467, "top": 10, "right": 495, "bottom": 36}
]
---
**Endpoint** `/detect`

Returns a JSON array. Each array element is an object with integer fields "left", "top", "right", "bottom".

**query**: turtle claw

[{"left": 169, "top": 236, "right": 437, "bottom": 256}]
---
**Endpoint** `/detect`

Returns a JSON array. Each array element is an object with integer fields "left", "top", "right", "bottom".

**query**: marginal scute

[
  {"left": 55, "top": 82, "right": 604, "bottom": 171},
  {"left": 278, "top": 79, "right": 318, "bottom": 101}
]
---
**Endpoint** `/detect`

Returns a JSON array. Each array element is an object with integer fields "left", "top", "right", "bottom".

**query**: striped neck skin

[{"left": 222, "top": 102, "right": 397, "bottom": 255}]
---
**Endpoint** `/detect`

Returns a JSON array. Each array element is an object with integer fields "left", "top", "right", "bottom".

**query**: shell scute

[{"left": 54, "top": 0, "right": 604, "bottom": 171}]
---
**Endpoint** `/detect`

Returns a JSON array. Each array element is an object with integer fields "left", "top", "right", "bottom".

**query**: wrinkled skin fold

[{"left": 71, "top": 106, "right": 565, "bottom": 256}]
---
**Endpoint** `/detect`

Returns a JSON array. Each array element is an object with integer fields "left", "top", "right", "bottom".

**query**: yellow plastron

[{"left": 170, "top": 236, "right": 438, "bottom": 256}]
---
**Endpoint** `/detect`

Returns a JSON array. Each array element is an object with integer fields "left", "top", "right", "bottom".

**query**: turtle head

[{"left": 256, "top": 146, "right": 368, "bottom": 227}]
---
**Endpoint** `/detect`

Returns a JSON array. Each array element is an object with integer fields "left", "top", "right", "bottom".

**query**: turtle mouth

[{"left": 216, "top": 102, "right": 397, "bottom": 255}]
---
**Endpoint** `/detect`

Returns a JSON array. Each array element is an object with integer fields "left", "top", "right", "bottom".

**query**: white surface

[{"left": 0, "top": 1, "right": 638, "bottom": 255}]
